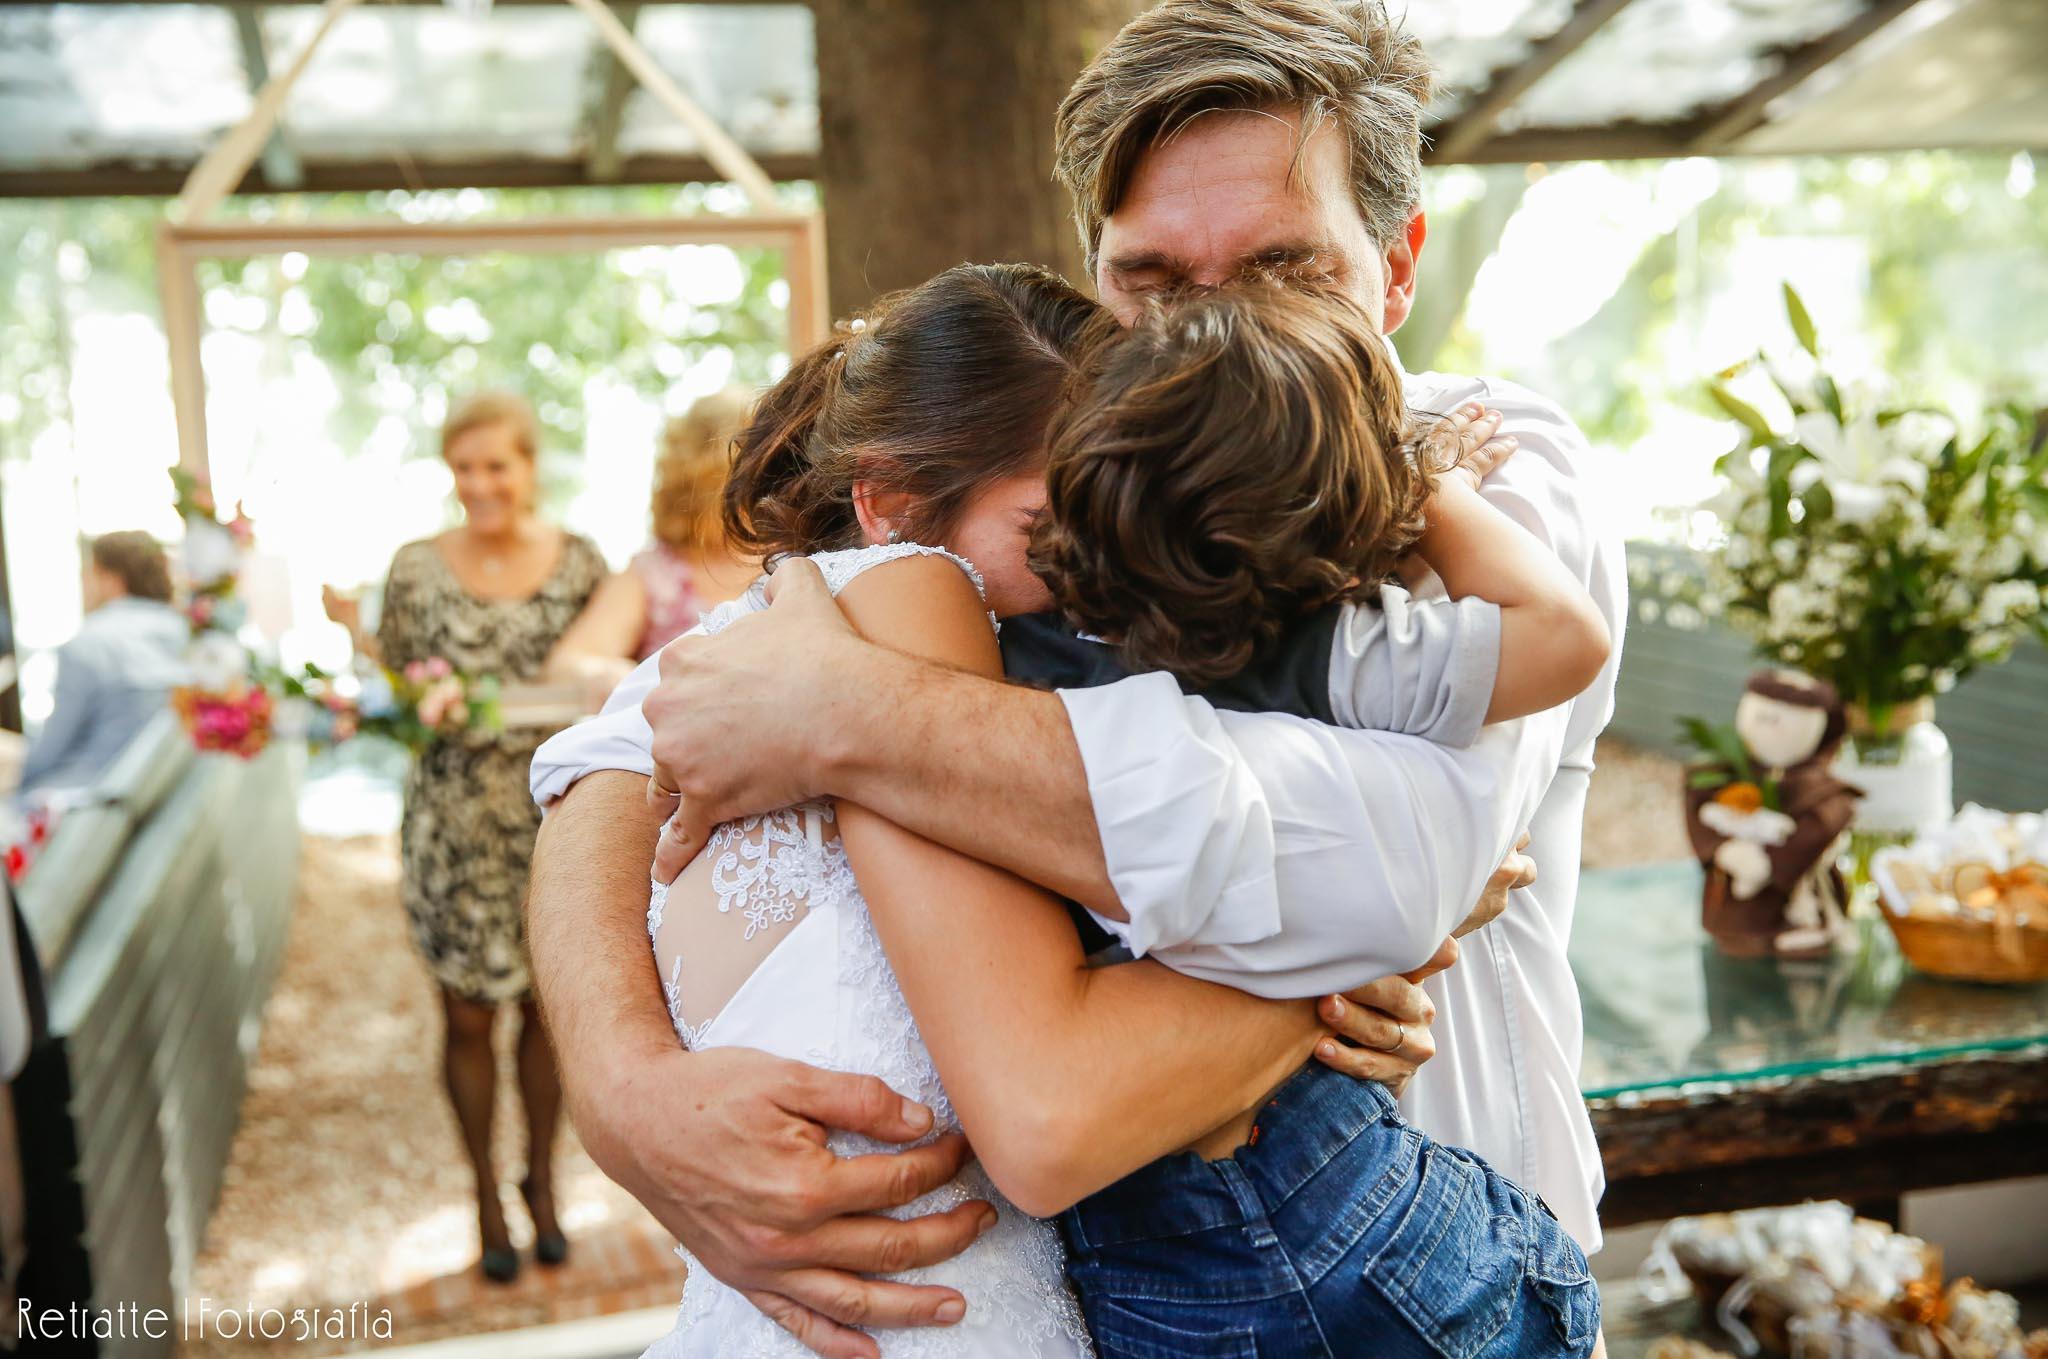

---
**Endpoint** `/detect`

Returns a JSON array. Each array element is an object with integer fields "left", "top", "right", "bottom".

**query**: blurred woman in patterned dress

[{"left": 325, "top": 391, "right": 608, "bottom": 1283}]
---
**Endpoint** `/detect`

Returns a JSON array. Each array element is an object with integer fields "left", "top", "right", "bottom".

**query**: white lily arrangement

[{"left": 1698, "top": 285, "right": 2048, "bottom": 736}]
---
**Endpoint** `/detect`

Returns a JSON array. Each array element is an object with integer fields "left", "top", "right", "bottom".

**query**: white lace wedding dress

[{"left": 640, "top": 543, "right": 1095, "bottom": 1359}]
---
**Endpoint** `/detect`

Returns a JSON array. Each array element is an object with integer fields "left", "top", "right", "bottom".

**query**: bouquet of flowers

[
  {"left": 276, "top": 658, "right": 502, "bottom": 755},
  {"left": 161, "top": 470, "right": 505, "bottom": 759},
  {"left": 171, "top": 682, "right": 275, "bottom": 759},
  {"left": 1697, "top": 286, "right": 2048, "bottom": 739},
  {"left": 171, "top": 468, "right": 255, "bottom": 626}
]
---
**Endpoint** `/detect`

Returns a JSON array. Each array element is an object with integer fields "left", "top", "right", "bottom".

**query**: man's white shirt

[{"left": 530, "top": 368, "right": 1626, "bottom": 1253}]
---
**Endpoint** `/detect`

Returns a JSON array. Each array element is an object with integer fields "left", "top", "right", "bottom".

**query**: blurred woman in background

[
  {"left": 324, "top": 391, "right": 607, "bottom": 1284},
  {"left": 544, "top": 387, "right": 757, "bottom": 694}
]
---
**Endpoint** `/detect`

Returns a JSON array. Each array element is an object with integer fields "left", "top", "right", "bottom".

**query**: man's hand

[
  {"left": 646, "top": 559, "right": 867, "bottom": 882},
  {"left": 579, "top": 1043, "right": 996, "bottom": 1359},
  {"left": 1308, "top": 836, "right": 1534, "bottom": 1096},
  {"left": 1455, "top": 833, "right": 1536, "bottom": 938},
  {"left": 1309, "top": 948, "right": 1443, "bottom": 1098}
]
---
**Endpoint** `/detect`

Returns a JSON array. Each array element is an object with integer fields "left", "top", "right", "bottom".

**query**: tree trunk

[
  {"left": 809, "top": 0, "right": 1133, "bottom": 317},
  {"left": 1393, "top": 166, "right": 1527, "bottom": 373}
]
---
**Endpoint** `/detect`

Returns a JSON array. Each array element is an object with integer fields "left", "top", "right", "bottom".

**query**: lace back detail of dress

[
  {"left": 650, "top": 872, "right": 1092, "bottom": 1359},
  {"left": 648, "top": 802, "right": 857, "bottom": 1040}
]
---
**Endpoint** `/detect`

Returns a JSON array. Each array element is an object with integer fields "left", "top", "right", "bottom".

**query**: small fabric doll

[{"left": 1683, "top": 671, "right": 1864, "bottom": 958}]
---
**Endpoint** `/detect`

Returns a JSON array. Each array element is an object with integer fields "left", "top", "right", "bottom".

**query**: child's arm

[{"left": 1417, "top": 476, "right": 1610, "bottom": 723}]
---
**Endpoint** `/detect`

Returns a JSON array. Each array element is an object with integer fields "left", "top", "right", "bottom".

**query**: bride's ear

[{"left": 851, "top": 480, "right": 916, "bottom": 546}]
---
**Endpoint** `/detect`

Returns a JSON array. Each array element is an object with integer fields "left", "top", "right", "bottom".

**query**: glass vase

[{"left": 1836, "top": 698, "right": 1953, "bottom": 897}]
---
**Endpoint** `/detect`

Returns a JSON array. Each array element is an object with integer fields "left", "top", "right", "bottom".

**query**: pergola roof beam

[
  {"left": 55, "top": 0, "right": 770, "bottom": 5},
  {"left": 0, "top": 153, "right": 821, "bottom": 200},
  {"left": 228, "top": 4, "right": 304, "bottom": 192},
  {"left": 1431, "top": 122, "right": 1696, "bottom": 165},
  {"left": 1425, "top": 0, "right": 1642, "bottom": 165},
  {"left": 583, "top": 2, "right": 641, "bottom": 181},
  {"left": 1689, "top": 0, "right": 1934, "bottom": 154}
]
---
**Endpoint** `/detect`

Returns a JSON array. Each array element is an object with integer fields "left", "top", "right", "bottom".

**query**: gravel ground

[{"left": 1582, "top": 738, "right": 1691, "bottom": 869}]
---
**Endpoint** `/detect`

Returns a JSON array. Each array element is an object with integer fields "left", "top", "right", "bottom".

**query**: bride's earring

[{"left": 885, "top": 527, "right": 902, "bottom": 544}]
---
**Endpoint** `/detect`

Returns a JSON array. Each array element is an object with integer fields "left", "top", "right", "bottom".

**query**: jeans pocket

[
  {"left": 1524, "top": 1216, "right": 1600, "bottom": 1354},
  {"left": 1364, "top": 1144, "right": 1524, "bottom": 1359},
  {"left": 1089, "top": 1298, "right": 1262, "bottom": 1359}
]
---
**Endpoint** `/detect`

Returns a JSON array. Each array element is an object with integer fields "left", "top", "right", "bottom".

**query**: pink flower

[
  {"left": 176, "top": 685, "right": 273, "bottom": 758},
  {"left": 424, "top": 657, "right": 453, "bottom": 680},
  {"left": 403, "top": 660, "right": 429, "bottom": 685},
  {"left": 199, "top": 703, "right": 252, "bottom": 746}
]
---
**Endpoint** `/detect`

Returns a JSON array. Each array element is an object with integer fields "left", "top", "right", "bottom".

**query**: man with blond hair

[{"left": 528, "top": 2, "right": 1623, "bottom": 1354}]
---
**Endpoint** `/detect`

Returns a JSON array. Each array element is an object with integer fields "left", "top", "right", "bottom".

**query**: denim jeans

[{"left": 1059, "top": 1064, "right": 1600, "bottom": 1359}]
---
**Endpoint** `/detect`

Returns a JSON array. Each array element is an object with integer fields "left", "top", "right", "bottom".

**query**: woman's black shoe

[
  {"left": 480, "top": 1246, "right": 520, "bottom": 1284},
  {"left": 522, "top": 1177, "right": 570, "bottom": 1267}
]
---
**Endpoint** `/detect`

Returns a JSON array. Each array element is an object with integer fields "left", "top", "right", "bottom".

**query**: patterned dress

[
  {"left": 376, "top": 533, "right": 608, "bottom": 1002},
  {"left": 629, "top": 544, "right": 711, "bottom": 660}
]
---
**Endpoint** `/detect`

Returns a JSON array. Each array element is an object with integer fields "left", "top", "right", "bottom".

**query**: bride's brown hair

[
  {"left": 724, "top": 263, "right": 1112, "bottom": 559},
  {"left": 1029, "top": 275, "right": 1446, "bottom": 686}
]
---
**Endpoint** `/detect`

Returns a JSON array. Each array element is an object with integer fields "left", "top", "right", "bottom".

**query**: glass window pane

[{"left": 0, "top": 4, "right": 250, "bottom": 169}]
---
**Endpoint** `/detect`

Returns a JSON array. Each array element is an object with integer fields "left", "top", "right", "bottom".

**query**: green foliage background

[
  {"left": 0, "top": 183, "right": 810, "bottom": 513},
  {"left": 1413, "top": 151, "right": 2047, "bottom": 454},
  {"left": 3, "top": 155, "right": 2042, "bottom": 506}
]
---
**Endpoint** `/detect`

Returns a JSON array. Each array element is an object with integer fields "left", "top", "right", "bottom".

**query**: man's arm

[
  {"left": 645, "top": 587, "right": 1557, "bottom": 993},
  {"left": 527, "top": 772, "right": 992, "bottom": 1359},
  {"left": 17, "top": 644, "right": 96, "bottom": 794}
]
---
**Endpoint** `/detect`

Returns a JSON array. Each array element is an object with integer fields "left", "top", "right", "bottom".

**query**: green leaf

[
  {"left": 1679, "top": 716, "right": 1720, "bottom": 752},
  {"left": 1709, "top": 384, "right": 1776, "bottom": 443},
  {"left": 1802, "top": 478, "right": 1835, "bottom": 522},
  {"left": 1784, "top": 282, "right": 1820, "bottom": 357},
  {"left": 1814, "top": 372, "right": 1844, "bottom": 423},
  {"left": 1679, "top": 716, "right": 1756, "bottom": 784}
]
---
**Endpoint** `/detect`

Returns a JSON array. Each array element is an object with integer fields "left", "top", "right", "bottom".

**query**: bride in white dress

[
  {"left": 644, "top": 543, "right": 1092, "bottom": 1359},
  {"left": 636, "top": 264, "right": 1109, "bottom": 1359}
]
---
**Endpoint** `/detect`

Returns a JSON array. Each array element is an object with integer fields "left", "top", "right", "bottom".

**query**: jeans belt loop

[{"left": 1214, "top": 1159, "right": 1280, "bottom": 1251}]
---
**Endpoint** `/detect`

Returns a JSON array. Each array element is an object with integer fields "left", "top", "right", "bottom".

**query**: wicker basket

[
  {"left": 1870, "top": 844, "right": 2048, "bottom": 985},
  {"left": 1879, "top": 909, "right": 2048, "bottom": 984}
]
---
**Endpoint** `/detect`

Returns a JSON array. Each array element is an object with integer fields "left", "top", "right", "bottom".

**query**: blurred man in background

[{"left": 16, "top": 532, "right": 187, "bottom": 804}]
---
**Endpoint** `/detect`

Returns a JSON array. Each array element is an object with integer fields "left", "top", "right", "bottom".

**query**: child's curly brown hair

[{"left": 1029, "top": 276, "right": 1449, "bottom": 686}]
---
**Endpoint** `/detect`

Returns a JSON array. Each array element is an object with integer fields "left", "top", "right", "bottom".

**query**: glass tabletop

[{"left": 1571, "top": 862, "right": 2048, "bottom": 1100}]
